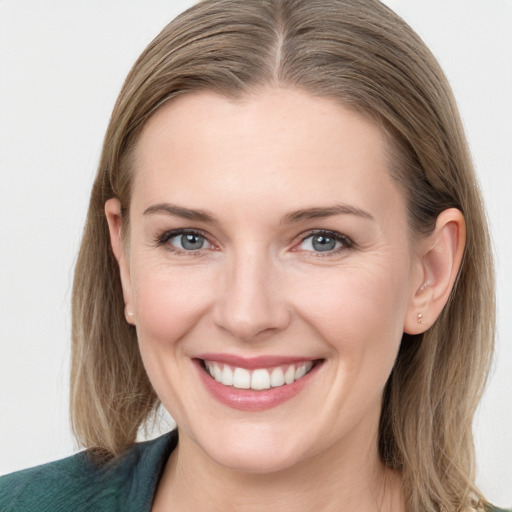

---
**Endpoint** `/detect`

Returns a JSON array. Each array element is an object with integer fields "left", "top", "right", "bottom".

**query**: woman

[{"left": 0, "top": 0, "right": 508, "bottom": 510}]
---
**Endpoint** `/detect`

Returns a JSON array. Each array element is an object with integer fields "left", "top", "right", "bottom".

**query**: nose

[{"left": 213, "top": 250, "right": 291, "bottom": 341}]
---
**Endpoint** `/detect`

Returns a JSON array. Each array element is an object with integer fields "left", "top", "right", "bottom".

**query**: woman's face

[{"left": 108, "top": 88, "right": 424, "bottom": 473}]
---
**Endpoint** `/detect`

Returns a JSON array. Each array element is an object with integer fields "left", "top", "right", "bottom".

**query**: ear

[
  {"left": 404, "top": 208, "right": 466, "bottom": 334},
  {"left": 105, "top": 198, "right": 135, "bottom": 325}
]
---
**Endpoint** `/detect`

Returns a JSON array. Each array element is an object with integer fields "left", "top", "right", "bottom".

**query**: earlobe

[
  {"left": 105, "top": 198, "right": 135, "bottom": 324},
  {"left": 404, "top": 208, "right": 466, "bottom": 334}
]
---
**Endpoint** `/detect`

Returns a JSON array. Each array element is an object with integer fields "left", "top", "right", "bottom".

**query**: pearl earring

[
  {"left": 126, "top": 309, "right": 135, "bottom": 324},
  {"left": 417, "top": 313, "right": 425, "bottom": 324}
]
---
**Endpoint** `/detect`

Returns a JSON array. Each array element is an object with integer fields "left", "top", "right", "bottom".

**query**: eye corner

[
  {"left": 154, "top": 228, "right": 217, "bottom": 254},
  {"left": 293, "top": 229, "right": 354, "bottom": 256}
]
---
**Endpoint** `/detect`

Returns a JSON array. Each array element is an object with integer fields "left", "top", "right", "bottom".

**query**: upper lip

[{"left": 195, "top": 353, "right": 320, "bottom": 369}]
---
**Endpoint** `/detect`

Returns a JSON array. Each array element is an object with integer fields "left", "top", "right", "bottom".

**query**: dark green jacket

[
  {"left": 0, "top": 431, "right": 177, "bottom": 511},
  {"left": 0, "top": 430, "right": 510, "bottom": 511}
]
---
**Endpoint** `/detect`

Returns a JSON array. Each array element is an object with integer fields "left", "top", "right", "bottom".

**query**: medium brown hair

[{"left": 71, "top": 1, "right": 495, "bottom": 510}]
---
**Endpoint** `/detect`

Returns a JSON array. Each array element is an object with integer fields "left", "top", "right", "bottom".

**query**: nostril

[{"left": 213, "top": 304, "right": 292, "bottom": 341}]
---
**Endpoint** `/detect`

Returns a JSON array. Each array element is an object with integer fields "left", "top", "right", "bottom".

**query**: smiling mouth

[{"left": 201, "top": 359, "right": 318, "bottom": 391}]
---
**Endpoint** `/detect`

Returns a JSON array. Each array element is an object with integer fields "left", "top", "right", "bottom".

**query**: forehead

[{"left": 130, "top": 88, "right": 404, "bottom": 222}]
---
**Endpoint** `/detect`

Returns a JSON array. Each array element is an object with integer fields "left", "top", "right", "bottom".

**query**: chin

[
  {"left": 207, "top": 444, "right": 303, "bottom": 475},
  {"left": 191, "top": 422, "right": 309, "bottom": 474}
]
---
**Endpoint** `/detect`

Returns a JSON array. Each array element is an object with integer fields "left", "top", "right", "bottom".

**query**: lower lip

[{"left": 194, "top": 360, "right": 322, "bottom": 412}]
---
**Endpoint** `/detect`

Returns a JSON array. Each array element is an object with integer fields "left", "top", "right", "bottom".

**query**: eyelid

[
  {"left": 154, "top": 227, "right": 353, "bottom": 256},
  {"left": 293, "top": 229, "right": 354, "bottom": 254},
  {"left": 155, "top": 228, "right": 216, "bottom": 253}
]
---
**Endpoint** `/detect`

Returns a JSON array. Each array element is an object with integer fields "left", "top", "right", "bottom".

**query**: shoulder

[
  {"left": 0, "top": 430, "right": 178, "bottom": 512},
  {"left": 0, "top": 450, "right": 93, "bottom": 512}
]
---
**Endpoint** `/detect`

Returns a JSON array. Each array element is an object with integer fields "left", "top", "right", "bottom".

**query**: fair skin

[{"left": 106, "top": 88, "right": 465, "bottom": 512}]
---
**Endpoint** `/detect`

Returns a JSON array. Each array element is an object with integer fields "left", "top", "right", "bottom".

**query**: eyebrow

[
  {"left": 143, "top": 203, "right": 218, "bottom": 223},
  {"left": 280, "top": 204, "right": 374, "bottom": 224},
  {"left": 142, "top": 202, "right": 374, "bottom": 224}
]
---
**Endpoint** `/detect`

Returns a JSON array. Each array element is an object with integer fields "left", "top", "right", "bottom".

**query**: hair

[{"left": 70, "top": 0, "right": 495, "bottom": 510}]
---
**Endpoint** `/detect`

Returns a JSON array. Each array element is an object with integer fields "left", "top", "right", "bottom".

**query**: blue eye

[
  {"left": 299, "top": 231, "right": 351, "bottom": 253},
  {"left": 158, "top": 230, "right": 211, "bottom": 251}
]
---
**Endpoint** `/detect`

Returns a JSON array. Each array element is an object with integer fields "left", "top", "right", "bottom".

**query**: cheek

[
  {"left": 303, "top": 264, "right": 410, "bottom": 416},
  {"left": 291, "top": 261, "right": 410, "bottom": 357},
  {"left": 131, "top": 259, "right": 214, "bottom": 347},
  {"left": 129, "top": 260, "right": 216, "bottom": 424}
]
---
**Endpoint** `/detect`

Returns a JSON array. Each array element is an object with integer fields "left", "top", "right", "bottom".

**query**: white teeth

[
  {"left": 284, "top": 365, "right": 295, "bottom": 385},
  {"left": 251, "top": 369, "right": 271, "bottom": 390},
  {"left": 213, "top": 363, "right": 223, "bottom": 382},
  {"left": 221, "top": 364, "right": 233, "bottom": 385},
  {"left": 295, "top": 364, "right": 306, "bottom": 380},
  {"left": 233, "top": 367, "right": 251, "bottom": 389},
  {"left": 204, "top": 360, "right": 315, "bottom": 390},
  {"left": 270, "top": 367, "right": 285, "bottom": 387}
]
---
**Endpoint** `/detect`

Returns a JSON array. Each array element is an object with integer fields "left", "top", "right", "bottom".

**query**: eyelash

[
  {"left": 155, "top": 228, "right": 213, "bottom": 255},
  {"left": 154, "top": 228, "right": 354, "bottom": 256},
  {"left": 296, "top": 230, "right": 354, "bottom": 257}
]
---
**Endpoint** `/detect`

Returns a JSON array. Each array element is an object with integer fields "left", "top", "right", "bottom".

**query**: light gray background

[{"left": 1, "top": 0, "right": 511, "bottom": 506}]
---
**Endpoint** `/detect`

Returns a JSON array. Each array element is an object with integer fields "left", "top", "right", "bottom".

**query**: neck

[{"left": 152, "top": 427, "right": 405, "bottom": 512}]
